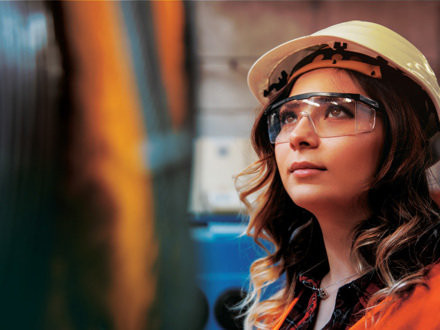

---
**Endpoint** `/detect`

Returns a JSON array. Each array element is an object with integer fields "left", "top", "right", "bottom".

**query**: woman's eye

[
  {"left": 280, "top": 110, "right": 297, "bottom": 125},
  {"left": 285, "top": 114, "right": 296, "bottom": 124},
  {"left": 329, "top": 108, "right": 343, "bottom": 117},
  {"left": 326, "top": 106, "right": 353, "bottom": 119}
]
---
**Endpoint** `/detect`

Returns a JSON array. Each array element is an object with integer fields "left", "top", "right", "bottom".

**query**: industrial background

[{"left": 1, "top": 1, "right": 440, "bottom": 330}]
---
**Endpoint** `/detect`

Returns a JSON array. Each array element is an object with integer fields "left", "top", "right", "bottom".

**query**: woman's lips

[{"left": 289, "top": 162, "right": 327, "bottom": 177}]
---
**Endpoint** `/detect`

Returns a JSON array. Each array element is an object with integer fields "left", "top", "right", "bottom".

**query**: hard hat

[{"left": 247, "top": 20, "right": 440, "bottom": 162}]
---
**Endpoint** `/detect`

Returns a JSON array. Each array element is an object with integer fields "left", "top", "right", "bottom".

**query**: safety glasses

[{"left": 265, "top": 92, "right": 381, "bottom": 144}]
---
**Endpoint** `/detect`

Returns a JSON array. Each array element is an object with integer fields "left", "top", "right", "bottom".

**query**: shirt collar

[{"left": 296, "top": 260, "right": 383, "bottom": 306}]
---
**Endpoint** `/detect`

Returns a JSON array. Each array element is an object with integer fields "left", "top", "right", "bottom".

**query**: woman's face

[{"left": 274, "top": 68, "right": 385, "bottom": 217}]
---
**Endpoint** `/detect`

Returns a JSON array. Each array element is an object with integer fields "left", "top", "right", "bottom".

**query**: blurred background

[{"left": 1, "top": 1, "right": 440, "bottom": 330}]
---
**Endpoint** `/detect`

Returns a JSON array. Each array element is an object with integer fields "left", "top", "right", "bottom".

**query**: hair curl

[{"left": 236, "top": 65, "right": 440, "bottom": 329}]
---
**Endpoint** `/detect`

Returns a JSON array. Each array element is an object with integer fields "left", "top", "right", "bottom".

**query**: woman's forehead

[{"left": 289, "top": 68, "right": 368, "bottom": 97}]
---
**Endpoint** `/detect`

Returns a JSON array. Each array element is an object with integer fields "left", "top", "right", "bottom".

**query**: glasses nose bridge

[{"left": 296, "top": 110, "right": 318, "bottom": 133}]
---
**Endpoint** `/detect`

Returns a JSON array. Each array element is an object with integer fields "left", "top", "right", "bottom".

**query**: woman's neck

[
  {"left": 313, "top": 207, "right": 366, "bottom": 283},
  {"left": 323, "top": 227, "right": 357, "bottom": 283},
  {"left": 308, "top": 208, "right": 366, "bottom": 330}
]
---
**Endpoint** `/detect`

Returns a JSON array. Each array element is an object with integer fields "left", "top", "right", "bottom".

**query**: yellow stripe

[{"left": 60, "top": 2, "right": 156, "bottom": 329}]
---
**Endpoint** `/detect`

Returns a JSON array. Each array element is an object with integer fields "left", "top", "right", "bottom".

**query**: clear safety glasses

[{"left": 265, "top": 92, "right": 380, "bottom": 144}]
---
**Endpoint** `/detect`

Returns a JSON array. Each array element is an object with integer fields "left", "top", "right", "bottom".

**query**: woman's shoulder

[{"left": 350, "top": 263, "right": 440, "bottom": 329}]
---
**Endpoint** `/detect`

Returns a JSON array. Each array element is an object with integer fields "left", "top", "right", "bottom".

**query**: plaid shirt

[{"left": 279, "top": 265, "right": 383, "bottom": 330}]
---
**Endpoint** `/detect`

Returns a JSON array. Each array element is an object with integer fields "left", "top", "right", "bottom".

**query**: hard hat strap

[
  {"left": 288, "top": 50, "right": 382, "bottom": 87},
  {"left": 290, "top": 53, "right": 382, "bottom": 81}
]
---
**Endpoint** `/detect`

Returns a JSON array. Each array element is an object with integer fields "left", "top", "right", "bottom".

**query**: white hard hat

[
  {"left": 247, "top": 20, "right": 440, "bottom": 163},
  {"left": 248, "top": 20, "right": 440, "bottom": 115}
]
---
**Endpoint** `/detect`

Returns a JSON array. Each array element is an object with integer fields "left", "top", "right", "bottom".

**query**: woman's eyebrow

[{"left": 282, "top": 101, "right": 302, "bottom": 110}]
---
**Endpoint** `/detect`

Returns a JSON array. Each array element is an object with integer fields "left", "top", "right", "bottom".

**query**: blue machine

[{"left": 191, "top": 218, "right": 267, "bottom": 330}]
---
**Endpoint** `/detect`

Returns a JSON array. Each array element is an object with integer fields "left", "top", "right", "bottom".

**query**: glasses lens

[{"left": 267, "top": 95, "right": 376, "bottom": 144}]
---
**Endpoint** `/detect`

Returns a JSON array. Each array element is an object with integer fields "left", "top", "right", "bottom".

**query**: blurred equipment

[
  {"left": 51, "top": 2, "right": 157, "bottom": 329},
  {"left": 190, "top": 136, "right": 259, "bottom": 329},
  {"left": 192, "top": 222, "right": 263, "bottom": 330},
  {"left": 0, "top": 2, "right": 60, "bottom": 328},
  {"left": 119, "top": 1, "right": 201, "bottom": 329},
  {"left": 52, "top": 1, "right": 199, "bottom": 329},
  {"left": 0, "top": 0, "right": 198, "bottom": 329},
  {"left": 190, "top": 137, "right": 256, "bottom": 215}
]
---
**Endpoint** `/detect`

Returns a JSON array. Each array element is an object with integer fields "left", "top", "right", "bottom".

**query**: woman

[{"left": 238, "top": 21, "right": 440, "bottom": 329}]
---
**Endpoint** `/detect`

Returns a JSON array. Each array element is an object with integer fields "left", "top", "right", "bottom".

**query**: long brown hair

[{"left": 237, "top": 65, "right": 440, "bottom": 329}]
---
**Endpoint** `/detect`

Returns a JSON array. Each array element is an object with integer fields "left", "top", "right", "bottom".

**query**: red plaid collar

[{"left": 279, "top": 269, "right": 383, "bottom": 330}]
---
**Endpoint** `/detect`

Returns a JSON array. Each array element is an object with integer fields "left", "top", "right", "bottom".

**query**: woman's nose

[{"left": 288, "top": 114, "right": 319, "bottom": 149}]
